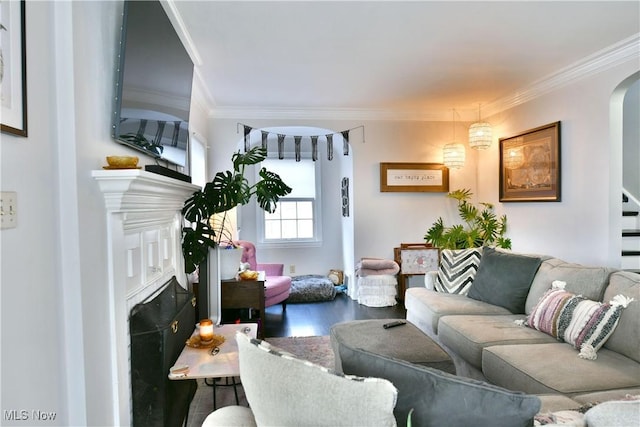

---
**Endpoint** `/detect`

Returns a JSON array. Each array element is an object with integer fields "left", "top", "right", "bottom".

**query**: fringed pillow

[
  {"left": 435, "top": 248, "right": 482, "bottom": 295},
  {"left": 523, "top": 280, "right": 634, "bottom": 360}
]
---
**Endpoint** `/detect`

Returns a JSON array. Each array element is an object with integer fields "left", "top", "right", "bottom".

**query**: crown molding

[
  {"left": 207, "top": 33, "right": 640, "bottom": 122},
  {"left": 484, "top": 33, "right": 640, "bottom": 116}
]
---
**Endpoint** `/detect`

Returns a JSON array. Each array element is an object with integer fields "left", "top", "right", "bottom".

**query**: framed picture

[
  {"left": 397, "top": 245, "right": 440, "bottom": 274},
  {"left": 1, "top": 0, "right": 28, "bottom": 136},
  {"left": 380, "top": 162, "right": 449, "bottom": 192},
  {"left": 499, "top": 121, "right": 561, "bottom": 202}
]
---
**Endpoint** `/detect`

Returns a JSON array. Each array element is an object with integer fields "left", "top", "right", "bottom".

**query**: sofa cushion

[
  {"left": 435, "top": 248, "right": 483, "bottom": 295},
  {"left": 536, "top": 394, "right": 582, "bottom": 413},
  {"left": 339, "top": 346, "right": 541, "bottom": 427},
  {"left": 404, "top": 287, "right": 511, "bottom": 335},
  {"left": 584, "top": 399, "right": 640, "bottom": 427},
  {"left": 602, "top": 271, "right": 640, "bottom": 363},
  {"left": 467, "top": 247, "right": 542, "bottom": 314},
  {"left": 482, "top": 343, "right": 640, "bottom": 396},
  {"left": 330, "top": 319, "right": 455, "bottom": 375},
  {"left": 526, "top": 258, "right": 615, "bottom": 314},
  {"left": 572, "top": 388, "right": 640, "bottom": 405},
  {"left": 526, "top": 281, "right": 632, "bottom": 359},
  {"left": 438, "top": 314, "right": 557, "bottom": 369},
  {"left": 236, "top": 332, "right": 398, "bottom": 427}
]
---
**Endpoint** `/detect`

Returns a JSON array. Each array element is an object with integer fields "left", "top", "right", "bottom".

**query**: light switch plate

[{"left": 1, "top": 192, "right": 17, "bottom": 229}]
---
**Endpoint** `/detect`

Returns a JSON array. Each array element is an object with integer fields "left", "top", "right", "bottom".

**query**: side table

[
  {"left": 169, "top": 323, "right": 258, "bottom": 410},
  {"left": 221, "top": 272, "right": 265, "bottom": 338}
]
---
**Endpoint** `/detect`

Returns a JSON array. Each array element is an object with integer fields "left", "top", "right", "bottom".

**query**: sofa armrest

[
  {"left": 257, "top": 263, "right": 284, "bottom": 276},
  {"left": 424, "top": 271, "right": 438, "bottom": 290}
]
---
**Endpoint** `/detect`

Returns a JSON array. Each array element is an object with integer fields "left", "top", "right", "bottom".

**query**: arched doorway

[
  {"left": 234, "top": 126, "right": 355, "bottom": 283},
  {"left": 610, "top": 71, "right": 640, "bottom": 270}
]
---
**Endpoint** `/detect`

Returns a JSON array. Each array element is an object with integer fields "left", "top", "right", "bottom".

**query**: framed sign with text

[{"left": 380, "top": 163, "right": 449, "bottom": 192}]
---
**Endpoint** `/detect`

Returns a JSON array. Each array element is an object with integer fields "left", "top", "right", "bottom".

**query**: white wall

[
  {"left": 0, "top": 1, "right": 637, "bottom": 425},
  {"left": 1, "top": 2, "right": 211, "bottom": 425},
  {"left": 209, "top": 118, "right": 478, "bottom": 276},
  {"left": 476, "top": 64, "right": 639, "bottom": 267},
  {"left": 1, "top": 2, "right": 66, "bottom": 425},
  {"left": 210, "top": 64, "right": 639, "bottom": 275}
]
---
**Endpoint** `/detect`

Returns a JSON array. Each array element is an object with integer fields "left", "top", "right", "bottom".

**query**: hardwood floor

[
  {"left": 263, "top": 291, "right": 406, "bottom": 337},
  {"left": 221, "top": 291, "right": 407, "bottom": 338}
]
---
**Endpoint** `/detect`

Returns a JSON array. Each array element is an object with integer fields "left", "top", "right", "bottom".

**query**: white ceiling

[{"left": 170, "top": 1, "right": 640, "bottom": 120}]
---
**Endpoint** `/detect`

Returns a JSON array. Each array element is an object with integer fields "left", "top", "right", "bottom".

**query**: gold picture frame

[
  {"left": 380, "top": 162, "right": 449, "bottom": 193},
  {"left": 499, "top": 122, "right": 561, "bottom": 202}
]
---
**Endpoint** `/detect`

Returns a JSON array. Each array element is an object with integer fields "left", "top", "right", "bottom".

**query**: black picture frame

[
  {"left": 499, "top": 122, "right": 561, "bottom": 202},
  {"left": 1, "top": 0, "right": 28, "bottom": 136}
]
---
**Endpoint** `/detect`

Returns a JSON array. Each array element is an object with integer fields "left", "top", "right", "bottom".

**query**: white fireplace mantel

[{"left": 92, "top": 169, "right": 199, "bottom": 425}]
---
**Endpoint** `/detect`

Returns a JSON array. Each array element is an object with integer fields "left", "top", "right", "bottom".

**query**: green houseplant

[
  {"left": 181, "top": 146, "right": 292, "bottom": 274},
  {"left": 424, "top": 188, "right": 511, "bottom": 250}
]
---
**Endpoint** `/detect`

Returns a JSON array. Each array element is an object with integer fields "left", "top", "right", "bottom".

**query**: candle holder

[{"left": 199, "top": 319, "right": 214, "bottom": 344}]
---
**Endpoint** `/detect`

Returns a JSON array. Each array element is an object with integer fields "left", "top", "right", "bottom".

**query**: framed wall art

[
  {"left": 341, "top": 177, "right": 349, "bottom": 217},
  {"left": 393, "top": 243, "right": 440, "bottom": 301},
  {"left": 380, "top": 162, "right": 449, "bottom": 193},
  {"left": 499, "top": 121, "right": 561, "bottom": 202},
  {"left": 1, "top": 0, "right": 28, "bottom": 136}
]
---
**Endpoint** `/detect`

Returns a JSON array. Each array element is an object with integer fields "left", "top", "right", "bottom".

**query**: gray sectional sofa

[{"left": 405, "top": 248, "right": 640, "bottom": 411}]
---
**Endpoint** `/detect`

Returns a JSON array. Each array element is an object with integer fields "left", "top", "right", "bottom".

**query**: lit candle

[{"left": 199, "top": 319, "right": 214, "bottom": 343}]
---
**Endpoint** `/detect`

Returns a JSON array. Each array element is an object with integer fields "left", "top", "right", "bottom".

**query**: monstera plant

[
  {"left": 424, "top": 189, "right": 511, "bottom": 250},
  {"left": 181, "top": 146, "right": 292, "bottom": 274}
]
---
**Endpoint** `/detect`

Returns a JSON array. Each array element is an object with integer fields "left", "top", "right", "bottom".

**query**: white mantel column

[{"left": 92, "top": 169, "right": 199, "bottom": 426}]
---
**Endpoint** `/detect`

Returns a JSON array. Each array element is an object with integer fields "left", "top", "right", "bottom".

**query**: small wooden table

[
  {"left": 169, "top": 323, "right": 258, "bottom": 409},
  {"left": 221, "top": 272, "right": 265, "bottom": 338}
]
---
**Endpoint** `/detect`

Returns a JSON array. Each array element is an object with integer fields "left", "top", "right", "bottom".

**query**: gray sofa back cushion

[
  {"left": 339, "top": 345, "right": 541, "bottom": 427},
  {"left": 467, "top": 247, "right": 542, "bottom": 314},
  {"left": 525, "top": 258, "right": 616, "bottom": 314},
  {"left": 603, "top": 271, "right": 640, "bottom": 363}
]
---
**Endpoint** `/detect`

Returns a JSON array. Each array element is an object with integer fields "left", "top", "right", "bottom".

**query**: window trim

[{"left": 256, "top": 155, "right": 323, "bottom": 248}]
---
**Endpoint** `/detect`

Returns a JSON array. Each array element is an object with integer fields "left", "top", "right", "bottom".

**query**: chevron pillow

[{"left": 435, "top": 248, "right": 483, "bottom": 295}]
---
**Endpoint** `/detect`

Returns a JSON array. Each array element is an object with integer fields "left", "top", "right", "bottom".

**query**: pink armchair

[{"left": 234, "top": 240, "right": 291, "bottom": 310}]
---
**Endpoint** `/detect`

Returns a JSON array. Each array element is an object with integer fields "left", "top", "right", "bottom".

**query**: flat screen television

[{"left": 112, "top": 0, "right": 194, "bottom": 172}]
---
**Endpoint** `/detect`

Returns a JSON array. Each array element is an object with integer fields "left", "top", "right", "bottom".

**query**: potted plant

[
  {"left": 424, "top": 189, "right": 511, "bottom": 249},
  {"left": 181, "top": 146, "right": 292, "bottom": 275}
]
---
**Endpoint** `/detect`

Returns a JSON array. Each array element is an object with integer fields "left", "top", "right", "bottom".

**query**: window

[
  {"left": 265, "top": 200, "right": 314, "bottom": 239},
  {"left": 258, "top": 158, "right": 321, "bottom": 246}
]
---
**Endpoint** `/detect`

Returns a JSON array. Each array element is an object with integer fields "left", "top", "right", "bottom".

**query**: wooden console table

[{"left": 221, "top": 273, "right": 265, "bottom": 338}]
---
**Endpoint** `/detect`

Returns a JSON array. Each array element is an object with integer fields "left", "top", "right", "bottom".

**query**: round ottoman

[{"left": 330, "top": 319, "right": 455, "bottom": 375}]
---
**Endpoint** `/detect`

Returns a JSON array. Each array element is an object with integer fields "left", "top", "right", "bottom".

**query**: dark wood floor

[{"left": 262, "top": 291, "right": 407, "bottom": 337}]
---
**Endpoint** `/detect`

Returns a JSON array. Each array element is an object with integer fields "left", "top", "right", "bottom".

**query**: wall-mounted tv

[{"left": 112, "top": 0, "right": 194, "bottom": 171}]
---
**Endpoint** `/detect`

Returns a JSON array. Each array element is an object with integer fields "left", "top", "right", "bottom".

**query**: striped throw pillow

[
  {"left": 435, "top": 248, "right": 482, "bottom": 295},
  {"left": 526, "top": 281, "right": 634, "bottom": 360}
]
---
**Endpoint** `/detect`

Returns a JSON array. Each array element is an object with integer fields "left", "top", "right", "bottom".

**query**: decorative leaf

[
  {"left": 181, "top": 222, "right": 216, "bottom": 273},
  {"left": 232, "top": 146, "right": 268, "bottom": 171},
  {"left": 180, "top": 147, "right": 292, "bottom": 273}
]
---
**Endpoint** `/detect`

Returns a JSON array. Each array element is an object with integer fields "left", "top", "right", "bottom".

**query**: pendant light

[
  {"left": 443, "top": 109, "right": 465, "bottom": 169},
  {"left": 468, "top": 104, "right": 492, "bottom": 150}
]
